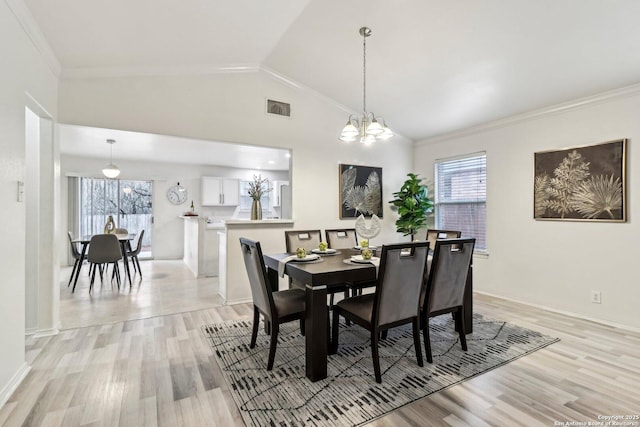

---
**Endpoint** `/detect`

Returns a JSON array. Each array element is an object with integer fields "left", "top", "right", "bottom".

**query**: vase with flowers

[{"left": 248, "top": 175, "right": 271, "bottom": 220}]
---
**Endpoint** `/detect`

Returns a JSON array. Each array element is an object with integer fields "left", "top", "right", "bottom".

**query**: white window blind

[{"left": 435, "top": 153, "right": 487, "bottom": 251}]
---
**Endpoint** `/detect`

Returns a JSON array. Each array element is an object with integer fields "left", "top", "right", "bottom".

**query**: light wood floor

[
  {"left": 3, "top": 291, "right": 639, "bottom": 425},
  {"left": 60, "top": 260, "right": 223, "bottom": 329}
]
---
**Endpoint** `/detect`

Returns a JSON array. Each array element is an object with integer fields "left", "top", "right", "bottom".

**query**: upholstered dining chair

[
  {"left": 331, "top": 241, "right": 430, "bottom": 383},
  {"left": 87, "top": 234, "right": 123, "bottom": 292},
  {"left": 115, "top": 227, "right": 132, "bottom": 252},
  {"left": 67, "top": 232, "right": 83, "bottom": 287},
  {"left": 425, "top": 229, "right": 461, "bottom": 251},
  {"left": 126, "top": 229, "right": 145, "bottom": 278},
  {"left": 325, "top": 228, "right": 376, "bottom": 297},
  {"left": 421, "top": 238, "right": 475, "bottom": 363},
  {"left": 240, "top": 238, "right": 306, "bottom": 370},
  {"left": 284, "top": 230, "right": 349, "bottom": 307},
  {"left": 325, "top": 228, "right": 358, "bottom": 249}
]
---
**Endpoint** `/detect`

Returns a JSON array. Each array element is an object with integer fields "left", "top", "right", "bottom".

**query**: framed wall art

[
  {"left": 534, "top": 138, "right": 626, "bottom": 222},
  {"left": 339, "top": 164, "right": 383, "bottom": 219}
]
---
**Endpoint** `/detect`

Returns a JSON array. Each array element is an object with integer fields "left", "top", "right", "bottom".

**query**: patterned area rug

[{"left": 202, "top": 314, "right": 558, "bottom": 427}]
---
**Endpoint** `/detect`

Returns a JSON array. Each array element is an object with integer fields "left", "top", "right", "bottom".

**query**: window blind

[{"left": 435, "top": 153, "right": 487, "bottom": 251}]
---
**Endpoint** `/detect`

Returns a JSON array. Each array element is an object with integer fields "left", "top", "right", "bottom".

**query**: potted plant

[
  {"left": 389, "top": 173, "right": 434, "bottom": 240},
  {"left": 248, "top": 175, "right": 271, "bottom": 220}
]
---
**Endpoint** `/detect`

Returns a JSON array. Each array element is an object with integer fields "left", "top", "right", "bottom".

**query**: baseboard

[
  {"left": 25, "top": 327, "right": 60, "bottom": 338},
  {"left": 476, "top": 290, "right": 640, "bottom": 333},
  {"left": 223, "top": 296, "right": 253, "bottom": 306},
  {"left": 0, "top": 363, "right": 30, "bottom": 409}
]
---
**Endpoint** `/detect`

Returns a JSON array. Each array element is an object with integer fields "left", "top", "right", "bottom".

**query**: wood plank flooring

[{"left": 4, "top": 269, "right": 640, "bottom": 425}]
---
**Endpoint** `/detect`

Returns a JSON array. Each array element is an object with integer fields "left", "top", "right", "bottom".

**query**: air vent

[{"left": 266, "top": 99, "right": 291, "bottom": 117}]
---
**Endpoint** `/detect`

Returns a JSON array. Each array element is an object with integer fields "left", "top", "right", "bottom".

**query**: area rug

[{"left": 202, "top": 313, "right": 558, "bottom": 427}]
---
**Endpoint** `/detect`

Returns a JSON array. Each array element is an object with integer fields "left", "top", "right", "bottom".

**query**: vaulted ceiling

[{"left": 25, "top": 0, "right": 640, "bottom": 142}]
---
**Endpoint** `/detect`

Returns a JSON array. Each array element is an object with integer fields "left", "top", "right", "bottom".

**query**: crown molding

[
  {"left": 61, "top": 63, "right": 261, "bottom": 79},
  {"left": 416, "top": 82, "right": 640, "bottom": 146},
  {"left": 5, "top": 0, "right": 61, "bottom": 77}
]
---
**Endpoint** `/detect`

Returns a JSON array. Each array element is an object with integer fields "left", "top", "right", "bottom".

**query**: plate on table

[
  {"left": 311, "top": 248, "right": 337, "bottom": 255},
  {"left": 290, "top": 254, "right": 320, "bottom": 262},
  {"left": 350, "top": 255, "right": 379, "bottom": 264},
  {"left": 353, "top": 246, "right": 377, "bottom": 250}
]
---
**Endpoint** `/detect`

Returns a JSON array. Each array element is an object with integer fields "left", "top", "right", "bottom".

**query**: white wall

[
  {"left": 0, "top": 0, "right": 58, "bottom": 405},
  {"left": 58, "top": 71, "right": 414, "bottom": 247},
  {"left": 61, "top": 154, "right": 289, "bottom": 260},
  {"left": 414, "top": 88, "right": 640, "bottom": 330}
]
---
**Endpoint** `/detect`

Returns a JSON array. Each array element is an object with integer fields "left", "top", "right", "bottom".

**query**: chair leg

[
  {"left": 299, "top": 317, "right": 305, "bottom": 337},
  {"left": 135, "top": 256, "right": 142, "bottom": 277},
  {"left": 250, "top": 306, "right": 259, "bottom": 348},
  {"left": 412, "top": 317, "right": 424, "bottom": 367},
  {"left": 330, "top": 308, "right": 340, "bottom": 354},
  {"left": 68, "top": 259, "right": 80, "bottom": 287},
  {"left": 423, "top": 316, "right": 433, "bottom": 363},
  {"left": 266, "top": 322, "right": 279, "bottom": 371},
  {"left": 456, "top": 307, "right": 467, "bottom": 351},
  {"left": 89, "top": 264, "right": 97, "bottom": 292},
  {"left": 329, "top": 293, "right": 335, "bottom": 308},
  {"left": 372, "top": 328, "right": 382, "bottom": 383}
]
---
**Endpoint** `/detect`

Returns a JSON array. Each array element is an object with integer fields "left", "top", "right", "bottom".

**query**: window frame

[{"left": 434, "top": 152, "right": 487, "bottom": 253}]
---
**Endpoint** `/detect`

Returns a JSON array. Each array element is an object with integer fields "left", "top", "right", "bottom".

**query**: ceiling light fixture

[
  {"left": 339, "top": 27, "right": 393, "bottom": 145},
  {"left": 102, "top": 139, "right": 121, "bottom": 178}
]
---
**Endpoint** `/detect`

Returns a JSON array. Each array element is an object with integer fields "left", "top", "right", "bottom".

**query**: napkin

[{"left": 278, "top": 255, "right": 298, "bottom": 277}]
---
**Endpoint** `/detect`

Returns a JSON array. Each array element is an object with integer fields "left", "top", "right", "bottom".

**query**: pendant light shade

[{"left": 102, "top": 139, "right": 120, "bottom": 178}]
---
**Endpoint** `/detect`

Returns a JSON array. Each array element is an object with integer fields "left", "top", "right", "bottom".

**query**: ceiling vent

[{"left": 266, "top": 99, "right": 291, "bottom": 118}]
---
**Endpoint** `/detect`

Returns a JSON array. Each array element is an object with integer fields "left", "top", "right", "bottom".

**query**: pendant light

[
  {"left": 339, "top": 27, "right": 393, "bottom": 144},
  {"left": 102, "top": 139, "right": 121, "bottom": 178}
]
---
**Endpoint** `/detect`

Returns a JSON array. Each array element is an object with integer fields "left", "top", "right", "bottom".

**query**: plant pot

[{"left": 251, "top": 200, "right": 262, "bottom": 220}]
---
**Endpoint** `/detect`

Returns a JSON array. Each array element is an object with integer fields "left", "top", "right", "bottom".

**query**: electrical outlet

[{"left": 590, "top": 291, "right": 601, "bottom": 304}]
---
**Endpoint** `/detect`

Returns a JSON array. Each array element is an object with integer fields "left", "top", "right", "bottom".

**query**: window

[
  {"left": 239, "top": 180, "right": 271, "bottom": 211},
  {"left": 77, "top": 177, "right": 153, "bottom": 256},
  {"left": 435, "top": 152, "right": 487, "bottom": 252}
]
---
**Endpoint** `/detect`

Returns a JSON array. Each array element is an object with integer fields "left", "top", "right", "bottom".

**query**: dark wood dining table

[
  {"left": 70, "top": 233, "right": 136, "bottom": 292},
  {"left": 263, "top": 249, "right": 474, "bottom": 382}
]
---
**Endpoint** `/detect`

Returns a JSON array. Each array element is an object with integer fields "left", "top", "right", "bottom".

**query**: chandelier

[
  {"left": 339, "top": 27, "right": 393, "bottom": 144},
  {"left": 102, "top": 138, "right": 121, "bottom": 178}
]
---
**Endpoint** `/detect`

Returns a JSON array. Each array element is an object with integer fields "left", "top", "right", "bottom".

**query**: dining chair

[
  {"left": 284, "top": 230, "right": 349, "bottom": 307},
  {"left": 325, "top": 228, "right": 358, "bottom": 249},
  {"left": 240, "top": 238, "right": 305, "bottom": 371},
  {"left": 421, "top": 238, "right": 475, "bottom": 363},
  {"left": 67, "top": 232, "right": 83, "bottom": 287},
  {"left": 87, "top": 234, "right": 123, "bottom": 292},
  {"left": 331, "top": 241, "right": 430, "bottom": 383},
  {"left": 126, "top": 229, "right": 145, "bottom": 278},
  {"left": 115, "top": 227, "right": 133, "bottom": 252},
  {"left": 325, "top": 228, "right": 376, "bottom": 297},
  {"left": 425, "top": 229, "right": 461, "bottom": 250}
]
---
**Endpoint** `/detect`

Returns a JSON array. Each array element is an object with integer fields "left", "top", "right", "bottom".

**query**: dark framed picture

[
  {"left": 534, "top": 139, "right": 626, "bottom": 222},
  {"left": 339, "top": 164, "right": 383, "bottom": 219}
]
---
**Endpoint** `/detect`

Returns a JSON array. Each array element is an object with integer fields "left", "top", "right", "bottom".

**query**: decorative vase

[
  {"left": 103, "top": 215, "right": 116, "bottom": 234},
  {"left": 250, "top": 199, "right": 262, "bottom": 220}
]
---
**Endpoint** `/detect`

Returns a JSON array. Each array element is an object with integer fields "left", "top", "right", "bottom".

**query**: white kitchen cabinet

[
  {"left": 270, "top": 181, "right": 289, "bottom": 207},
  {"left": 201, "top": 177, "right": 239, "bottom": 206}
]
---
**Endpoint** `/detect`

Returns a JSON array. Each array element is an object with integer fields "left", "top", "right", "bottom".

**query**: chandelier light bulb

[{"left": 102, "top": 139, "right": 121, "bottom": 178}]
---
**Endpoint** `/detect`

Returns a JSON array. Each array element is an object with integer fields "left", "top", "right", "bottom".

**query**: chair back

[
  {"left": 373, "top": 241, "right": 430, "bottom": 327},
  {"left": 129, "top": 230, "right": 145, "bottom": 256},
  {"left": 115, "top": 228, "right": 128, "bottom": 234},
  {"left": 426, "top": 229, "right": 461, "bottom": 250},
  {"left": 239, "top": 238, "right": 276, "bottom": 320},
  {"left": 284, "top": 230, "right": 322, "bottom": 253},
  {"left": 325, "top": 229, "right": 357, "bottom": 249},
  {"left": 87, "top": 234, "right": 122, "bottom": 264},
  {"left": 423, "top": 238, "right": 475, "bottom": 315},
  {"left": 68, "top": 232, "right": 81, "bottom": 259}
]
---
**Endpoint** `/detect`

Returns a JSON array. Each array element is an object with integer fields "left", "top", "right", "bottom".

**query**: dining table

[
  {"left": 263, "top": 248, "right": 473, "bottom": 382},
  {"left": 70, "top": 233, "right": 136, "bottom": 292}
]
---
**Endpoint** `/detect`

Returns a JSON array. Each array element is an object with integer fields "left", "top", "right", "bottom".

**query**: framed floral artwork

[
  {"left": 534, "top": 139, "right": 626, "bottom": 221},
  {"left": 339, "top": 164, "right": 383, "bottom": 219}
]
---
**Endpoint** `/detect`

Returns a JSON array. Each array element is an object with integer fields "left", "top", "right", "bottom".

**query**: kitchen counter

[{"left": 181, "top": 216, "right": 221, "bottom": 278}]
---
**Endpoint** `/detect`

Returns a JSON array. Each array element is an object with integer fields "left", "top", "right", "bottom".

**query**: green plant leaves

[{"left": 388, "top": 173, "right": 433, "bottom": 237}]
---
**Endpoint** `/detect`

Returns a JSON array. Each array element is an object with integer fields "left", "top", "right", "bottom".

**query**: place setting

[{"left": 311, "top": 241, "right": 339, "bottom": 255}]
